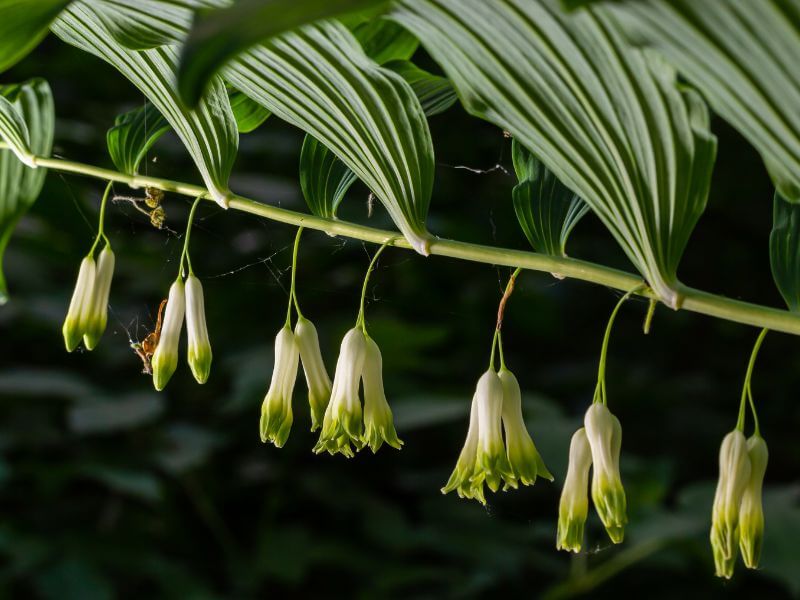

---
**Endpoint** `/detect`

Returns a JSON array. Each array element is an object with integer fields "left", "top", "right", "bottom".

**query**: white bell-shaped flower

[
  {"left": 361, "top": 336, "right": 402, "bottom": 453},
  {"left": 557, "top": 427, "right": 593, "bottom": 553},
  {"left": 62, "top": 255, "right": 96, "bottom": 352},
  {"left": 260, "top": 325, "right": 300, "bottom": 447},
  {"left": 471, "top": 370, "right": 514, "bottom": 494},
  {"left": 710, "top": 429, "right": 752, "bottom": 579},
  {"left": 294, "top": 317, "right": 332, "bottom": 431},
  {"left": 82, "top": 245, "right": 115, "bottom": 351},
  {"left": 314, "top": 327, "right": 367, "bottom": 457},
  {"left": 584, "top": 403, "right": 626, "bottom": 543},
  {"left": 185, "top": 274, "right": 212, "bottom": 384},
  {"left": 441, "top": 394, "right": 483, "bottom": 503},
  {"left": 151, "top": 279, "right": 185, "bottom": 391},
  {"left": 739, "top": 435, "right": 768, "bottom": 570}
]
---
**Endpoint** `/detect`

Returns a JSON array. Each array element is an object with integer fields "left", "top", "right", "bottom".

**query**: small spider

[
  {"left": 113, "top": 187, "right": 167, "bottom": 229},
  {"left": 130, "top": 299, "right": 167, "bottom": 375}
]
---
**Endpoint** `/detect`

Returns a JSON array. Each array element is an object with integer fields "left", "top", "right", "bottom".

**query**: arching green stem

[
  {"left": 88, "top": 180, "right": 114, "bottom": 256},
  {"left": 355, "top": 240, "right": 393, "bottom": 332},
  {"left": 285, "top": 226, "right": 304, "bottom": 326},
  {"left": 593, "top": 285, "right": 647, "bottom": 405},
  {"left": 736, "top": 327, "right": 769, "bottom": 435},
  {"left": 178, "top": 196, "right": 203, "bottom": 279}
]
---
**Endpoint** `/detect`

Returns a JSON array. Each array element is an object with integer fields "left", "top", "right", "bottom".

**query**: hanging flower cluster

[{"left": 60, "top": 186, "right": 774, "bottom": 581}]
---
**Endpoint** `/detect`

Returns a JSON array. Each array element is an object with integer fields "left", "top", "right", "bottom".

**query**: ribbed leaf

[
  {"left": 107, "top": 103, "right": 170, "bottom": 176},
  {"left": 384, "top": 60, "right": 457, "bottom": 117},
  {"left": 353, "top": 17, "right": 418, "bottom": 64},
  {"left": 300, "top": 135, "right": 358, "bottom": 219},
  {"left": 604, "top": 0, "right": 800, "bottom": 203},
  {"left": 392, "top": 0, "right": 717, "bottom": 307},
  {"left": 51, "top": 1, "right": 238, "bottom": 207},
  {"left": 770, "top": 192, "right": 800, "bottom": 312},
  {"left": 511, "top": 139, "right": 588, "bottom": 257},
  {"left": 0, "top": 94, "right": 34, "bottom": 168},
  {"left": 229, "top": 88, "right": 270, "bottom": 134},
  {"left": 224, "top": 21, "right": 435, "bottom": 254},
  {"left": 0, "top": 0, "right": 72, "bottom": 73},
  {"left": 0, "top": 79, "right": 54, "bottom": 303},
  {"left": 177, "top": 0, "right": 389, "bottom": 107}
]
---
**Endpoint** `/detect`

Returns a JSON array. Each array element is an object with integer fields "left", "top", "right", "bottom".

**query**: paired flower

[
  {"left": 314, "top": 328, "right": 402, "bottom": 457},
  {"left": 710, "top": 430, "right": 768, "bottom": 578},
  {"left": 62, "top": 244, "right": 115, "bottom": 352},
  {"left": 442, "top": 367, "right": 551, "bottom": 504},
  {"left": 557, "top": 403, "right": 627, "bottom": 552},
  {"left": 260, "top": 317, "right": 335, "bottom": 446}
]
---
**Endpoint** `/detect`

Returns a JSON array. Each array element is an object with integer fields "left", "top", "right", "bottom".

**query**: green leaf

[
  {"left": 0, "top": 78, "right": 54, "bottom": 304},
  {"left": 229, "top": 88, "right": 270, "bottom": 133},
  {"left": 353, "top": 17, "right": 418, "bottom": 64},
  {"left": 51, "top": 1, "right": 239, "bottom": 207},
  {"left": 384, "top": 60, "right": 457, "bottom": 117},
  {"left": 177, "top": 0, "right": 390, "bottom": 107},
  {"left": 0, "top": 0, "right": 71, "bottom": 73},
  {"left": 605, "top": 0, "right": 800, "bottom": 202},
  {"left": 299, "top": 135, "right": 358, "bottom": 219},
  {"left": 511, "top": 139, "right": 588, "bottom": 257},
  {"left": 224, "top": 21, "right": 435, "bottom": 253},
  {"left": 770, "top": 192, "right": 800, "bottom": 312},
  {"left": 392, "top": 0, "right": 717, "bottom": 307},
  {"left": 106, "top": 103, "right": 170, "bottom": 176}
]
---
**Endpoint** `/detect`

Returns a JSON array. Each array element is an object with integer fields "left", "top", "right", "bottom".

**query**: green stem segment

[
  {"left": 88, "top": 180, "right": 114, "bottom": 256},
  {"left": 355, "top": 240, "right": 392, "bottom": 332},
  {"left": 736, "top": 328, "right": 768, "bottom": 435},
  {"left": 286, "top": 226, "right": 304, "bottom": 326},
  {"left": 489, "top": 267, "right": 522, "bottom": 370},
  {"left": 25, "top": 154, "right": 800, "bottom": 336},
  {"left": 178, "top": 196, "right": 203, "bottom": 278},
  {"left": 593, "top": 285, "right": 646, "bottom": 405}
]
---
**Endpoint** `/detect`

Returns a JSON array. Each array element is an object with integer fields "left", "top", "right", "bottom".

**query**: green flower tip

[
  {"left": 556, "top": 428, "right": 592, "bottom": 553},
  {"left": 260, "top": 395, "right": 293, "bottom": 448},
  {"left": 361, "top": 336, "right": 403, "bottom": 453},
  {"left": 260, "top": 325, "right": 300, "bottom": 447},
  {"left": 739, "top": 435, "right": 768, "bottom": 570}
]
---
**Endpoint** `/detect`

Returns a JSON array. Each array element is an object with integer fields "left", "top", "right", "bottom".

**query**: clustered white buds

[
  {"left": 442, "top": 367, "right": 551, "bottom": 505},
  {"left": 557, "top": 403, "right": 627, "bottom": 552},
  {"left": 62, "top": 245, "right": 115, "bottom": 352},
  {"left": 710, "top": 430, "right": 768, "bottom": 578}
]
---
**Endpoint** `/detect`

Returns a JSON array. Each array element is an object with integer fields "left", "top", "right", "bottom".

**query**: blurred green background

[{"left": 1, "top": 35, "right": 799, "bottom": 599}]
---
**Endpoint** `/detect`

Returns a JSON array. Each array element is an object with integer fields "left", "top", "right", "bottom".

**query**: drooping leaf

[
  {"left": 177, "top": 0, "right": 390, "bottom": 107},
  {"left": 384, "top": 60, "right": 457, "bottom": 117},
  {"left": 0, "top": 95, "right": 35, "bottom": 168},
  {"left": 511, "top": 139, "right": 588, "bottom": 257},
  {"left": 770, "top": 192, "right": 800, "bottom": 312},
  {"left": 224, "top": 21, "right": 435, "bottom": 254},
  {"left": 51, "top": 1, "right": 239, "bottom": 207},
  {"left": 0, "top": 79, "right": 54, "bottom": 304},
  {"left": 229, "top": 88, "right": 270, "bottom": 134},
  {"left": 299, "top": 134, "right": 358, "bottom": 219},
  {"left": 392, "top": 0, "right": 717, "bottom": 307},
  {"left": 603, "top": 0, "right": 800, "bottom": 203},
  {"left": 352, "top": 17, "right": 418, "bottom": 64},
  {"left": 106, "top": 103, "right": 170, "bottom": 176},
  {"left": 0, "top": 0, "right": 72, "bottom": 73}
]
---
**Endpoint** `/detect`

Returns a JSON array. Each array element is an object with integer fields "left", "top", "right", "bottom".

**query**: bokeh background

[{"left": 1, "top": 34, "right": 799, "bottom": 599}]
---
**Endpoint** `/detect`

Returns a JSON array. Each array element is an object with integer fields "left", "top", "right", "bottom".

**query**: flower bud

[
  {"left": 185, "top": 274, "right": 212, "bottom": 384},
  {"left": 314, "top": 327, "right": 367, "bottom": 457},
  {"left": 361, "top": 336, "right": 403, "bottom": 453},
  {"left": 62, "top": 256, "right": 96, "bottom": 352},
  {"left": 499, "top": 368, "right": 553, "bottom": 488},
  {"left": 739, "top": 435, "right": 768, "bottom": 570},
  {"left": 295, "top": 317, "right": 332, "bottom": 431},
  {"left": 260, "top": 325, "right": 300, "bottom": 447},
  {"left": 83, "top": 245, "right": 115, "bottom": 351},
  {"left": 441, "top": 394, "right": 484, "bottom": 504},
  {"left": 471, "top": 370, "right": 514, "bottom": 494},
  {"left": 151, "top": 279, "right": 185, "bottom": 391},
  {"left": 710, "top": 429, "right": 751, "bottom": 579},
  {"left": 557, "top": 428, "right": 593, "bottom": 553},
  {"left": 584, "top": 403, "right": 626, "bottom": 543}
]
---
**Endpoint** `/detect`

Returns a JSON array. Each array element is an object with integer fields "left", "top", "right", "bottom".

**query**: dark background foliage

[{"left": 1, "top": 38, "right": 798, "bottom": 599}]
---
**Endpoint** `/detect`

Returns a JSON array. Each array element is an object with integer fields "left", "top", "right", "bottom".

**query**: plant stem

[
  {"left": 490, "top": 267, "right": 522, "bottom": 370},
  {"left": 178, "top": 196, "right": 203, "bottom": 278},
  {"left": 736, "top": 328, "right": 768, "bottom": 435},
  {"left": 593, "top": 285, "right": 646, "bottom": 405},
  {"left": 286, "top": 226, "right": 304, "bottom": 326},
  {"left": 28, "top": 154, "right": 800, "bottom": 336},
  {"left": 88, "top": 180, "right": 114, "bottom": 256},
  {"left": 355, "top": 241, "right": 392, "bottom": 332}
]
